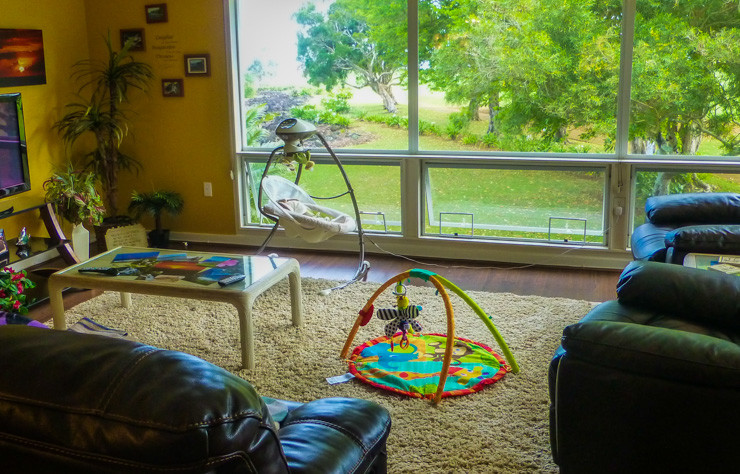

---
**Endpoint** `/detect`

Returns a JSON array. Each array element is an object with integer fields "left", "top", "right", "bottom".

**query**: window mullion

[{"left": 408, "top": 0, "right": 419, "bottom": 153}]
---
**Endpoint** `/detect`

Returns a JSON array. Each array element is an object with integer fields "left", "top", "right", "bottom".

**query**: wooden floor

[{"left": 28, "top": 243, "right": 621, "bottom": 323}]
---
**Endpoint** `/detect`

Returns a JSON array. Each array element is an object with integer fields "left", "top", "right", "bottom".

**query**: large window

[{"left": 230, "top": 1, "right": 740, "bottom": 264}]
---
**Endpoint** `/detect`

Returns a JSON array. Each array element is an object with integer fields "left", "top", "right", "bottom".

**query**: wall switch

[{"left": 203, "top": 182, "right": 213, "bottom": 197}]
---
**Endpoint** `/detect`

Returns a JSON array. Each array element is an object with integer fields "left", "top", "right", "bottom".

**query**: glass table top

[{"left": 59, "top": 246, "right": 292, "bottom": 291}]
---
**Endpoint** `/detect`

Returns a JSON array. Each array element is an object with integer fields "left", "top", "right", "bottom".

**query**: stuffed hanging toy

[{"left": 376, "top": 282, "right": 422, "bottom": 350}]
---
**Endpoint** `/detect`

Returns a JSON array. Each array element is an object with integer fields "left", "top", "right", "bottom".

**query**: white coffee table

[{"left": 48, "top": 246, "right": 303, "bottom": 369}]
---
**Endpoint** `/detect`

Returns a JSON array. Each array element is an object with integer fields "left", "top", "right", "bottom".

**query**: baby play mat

[
  {"left": 340, "top": 268, "right": 519, "bottom": 403},
  {"left": 349, "top": 332, "right": 509, "bottom": 399}
]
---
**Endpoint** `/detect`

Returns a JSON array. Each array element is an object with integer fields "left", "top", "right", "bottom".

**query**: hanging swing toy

[
  {"left": 340, "top": 269, "right": 520, "bottom": 404},
  {"left": 256, "top": 118, "right": 370, "bottom": 293}
]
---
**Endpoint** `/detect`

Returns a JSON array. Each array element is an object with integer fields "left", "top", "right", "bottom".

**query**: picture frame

[
  {"left": 162, "top": 79, "right": 184, "bottom": 97},
  {"left": 120, "top": 28, "right": 145, "bottom": 52},
  {"left": 184, "top": 54, "right": 210, "bottom": 77},
  {"left": 145, "top": 3, "right": 168, "bottom": 23},
  {"left": 0, "top": 29, "right": 47, "bottom": 87}
]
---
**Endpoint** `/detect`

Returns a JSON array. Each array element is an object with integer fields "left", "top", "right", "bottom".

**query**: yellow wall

[
  {"left": 2, "top": 0, "right": 90, "bottom": 238},
  {"left": 83, "top": 0, "right": 236, "bottom": 234}
]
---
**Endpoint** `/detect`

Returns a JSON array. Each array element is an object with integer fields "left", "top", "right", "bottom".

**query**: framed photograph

[
  {"left": 184, "top": 54, "right": 210, "bottom": 77},
  {"left": 120, "top": 28, "right": 145, "bottom": 52},
  {"left": 0, "top": 29, "right": 47, "bottom": 87},
  {"left": 162, "top": 79, "right": 184, "bottom": 97},
  {"left": 145, "top": 4, "right": 168, "bottom": 23}
]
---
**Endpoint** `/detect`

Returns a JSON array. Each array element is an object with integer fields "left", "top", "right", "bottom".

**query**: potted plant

[
  {"left": 0, "top": 267, "right": 36, "bottom": 315},
  {"left": 128, "top": 190, "right": 184, "bottom": 248},
  {"left": 43, "top": 164, "right": 106, "bottom": 260},
  {"left": 53, "top": 32, "right": 153, "bottom": 221}
]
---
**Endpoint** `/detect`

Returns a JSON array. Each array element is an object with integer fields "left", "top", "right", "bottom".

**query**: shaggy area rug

[{"left": 58, "top": 278, "right": 597, "bottom": 473}]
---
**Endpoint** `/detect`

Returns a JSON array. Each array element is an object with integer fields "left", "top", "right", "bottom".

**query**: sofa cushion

[
  {"left": 616, "top": 260, "right": 740, "bottom": 331},
  {"left": 0, "top": 326, "right": 287, "bottom": 472},
  {"left": 630, "top": 222, "right": 673, "bottom": 261},
  {"left": 665, "top": 224, "right": 740, "bottom": 252},
  {"left": 645, "top": 192, "right": 740, "bottom": 225}
]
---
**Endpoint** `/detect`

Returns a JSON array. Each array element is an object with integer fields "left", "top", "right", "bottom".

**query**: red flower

[
  {"left": 12, "top": 300, "right": 21, "bottom": 310},
  {"left": 0, "top": 290, "right": 5, "bottom": 298},
  {"left": 16, "top": 283, "right": 24, "bottom": 294},
  {"left": 11, "top": 273, "right": 23, "bottom": 281}
]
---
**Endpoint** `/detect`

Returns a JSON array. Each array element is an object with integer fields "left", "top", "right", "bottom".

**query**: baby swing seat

[{"left": 262, "top": 175, "right": 356, "bottom": 243}]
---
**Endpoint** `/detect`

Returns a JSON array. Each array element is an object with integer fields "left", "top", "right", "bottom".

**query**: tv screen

[{"left": 0, "top": 93, "right": 30, "bottom": 198}]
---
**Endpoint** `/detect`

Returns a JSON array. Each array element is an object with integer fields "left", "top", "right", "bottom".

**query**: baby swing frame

[{"left": 256, "top": 126, "right": 370, "bottom": 292}]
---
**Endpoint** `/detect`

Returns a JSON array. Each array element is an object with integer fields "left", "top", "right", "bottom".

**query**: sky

[{"left": 238, "top": 0, "right": 333, "bottom": 88}]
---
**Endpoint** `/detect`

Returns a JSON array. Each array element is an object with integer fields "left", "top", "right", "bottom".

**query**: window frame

[{"left": 225, "top": 0, "right": 740, "bottom": 269}]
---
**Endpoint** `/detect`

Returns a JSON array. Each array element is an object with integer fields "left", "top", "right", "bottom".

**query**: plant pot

[
  {"left": 71, "top": 223, "right": 90, "bottom": 261},
  {"left": 147, "top": 229, "right": 171, "bottom": 248}
]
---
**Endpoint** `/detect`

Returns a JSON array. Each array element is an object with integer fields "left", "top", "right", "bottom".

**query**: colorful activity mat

[
  {"left": 349, "top": 333, "right": 508, "bottom": 399},
  {"left": 341, "top": 269, "right": 520, "bottom": 404}
]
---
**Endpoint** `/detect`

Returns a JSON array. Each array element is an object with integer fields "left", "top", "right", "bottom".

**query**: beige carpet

[{"left": 57, "top": 278, "right": 597, "bottom": 473}]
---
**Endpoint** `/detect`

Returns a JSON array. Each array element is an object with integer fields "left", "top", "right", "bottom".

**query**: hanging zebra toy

[{"left": 376, "top": 282, "right": 423, "bottom": 350}]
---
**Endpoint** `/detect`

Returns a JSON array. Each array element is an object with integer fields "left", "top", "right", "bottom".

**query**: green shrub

[
  {"left": 481, "top": 133, "right": 499, "bottom": 148},
  {"left": 445, "top": 112, "right": 470, "bottom": 140},
  {"left": 419, "top": 119, "right": 441, "bottom": 136},
  {"left": 462, "top": 134, "right": 480, "bottom": 145},
  {"left": 321, "top": 89, "right": 352, "bottom": 114},
  {"left": 291, "top": 105, "right": 320, "bottom": 122}
]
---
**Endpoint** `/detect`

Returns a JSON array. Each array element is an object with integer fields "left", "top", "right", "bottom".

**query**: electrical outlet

[
  {"left": 203, "top": 182, "right": 213, "bottom": 197},
  {"left": 614, "top": 197, "right": 625, "bottom": 216}
]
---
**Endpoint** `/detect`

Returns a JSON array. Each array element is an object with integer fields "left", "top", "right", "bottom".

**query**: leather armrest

[
  {"left": 646, "top": 192, "right": 740, "bottom": 225},
  {"left": 561, "top": 321, "right": 740, "bottom": 388},
  {"left": 665, "top": 224, "right": 740, "bottom": 252},
  {"left": 279, "top": 397, "right": 391, "bottom": 474},
  {"left": 617, "top": 261, "right": 740, "bottom": 330}
]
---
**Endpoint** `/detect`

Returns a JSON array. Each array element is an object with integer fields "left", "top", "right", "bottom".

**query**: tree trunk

[
  {"left": 466, "top": 98, "right": 480, "bottom": 121},
  {"left": 487, "top": 93, "right": 500, "bottom": 135},
  {"left": 375, "top": 82, "right": 398, "bottom": 114},
  {"left": 652, "top": 171, "right": 676, "bottom": 196},
  {"left": 630, "top": 138, "right": 646, "bottom": 154}
]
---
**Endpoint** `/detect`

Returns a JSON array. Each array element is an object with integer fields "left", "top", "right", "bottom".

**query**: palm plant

[
  {"left": 128, "top": 190, "right": 184, "bottom": 248},
  {"left": 54, "top": 32, "right": 154, "bottom": 218}
]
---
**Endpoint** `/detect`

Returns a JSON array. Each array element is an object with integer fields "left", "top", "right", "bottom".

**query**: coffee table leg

[
  {"left": 49, "top": 277, "right": 67, "bottom": 330},
  {"left": 235, "top": 295, "right": 255, "bottom": 370},
  {"left": 288, "top": 263, "right": 303, "bottom": 327},
  {"left": 120, "top": 292, "right": 132, "bottom": 308}
]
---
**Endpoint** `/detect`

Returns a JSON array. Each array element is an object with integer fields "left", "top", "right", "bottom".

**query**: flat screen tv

[{"left": 0, "top": 93, "right": 30, "bottom": 198}]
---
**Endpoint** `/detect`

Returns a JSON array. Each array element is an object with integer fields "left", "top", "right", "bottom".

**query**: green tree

[
  {"left": 295, "top": 0, "right": 407, "bottom": 113},
  {"left": 629, "top": 0, "right": 740, "bottom": 193}
]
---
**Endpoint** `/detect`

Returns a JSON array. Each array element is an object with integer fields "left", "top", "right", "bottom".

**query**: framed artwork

[
  {"left": 0, "top": 29, "right": 47, "bottom": 87},
  {"left": 120, "top": 28, "right": 145, "bottom": 51},
  {"left": 162, "top": 79, "right": 184, "bottom": 97},
  {"left": 145, "top": 4, "right": 168, "bottom": 23},
  {"left": 184, "top": 54, "right": 210, "bottom": 77}
]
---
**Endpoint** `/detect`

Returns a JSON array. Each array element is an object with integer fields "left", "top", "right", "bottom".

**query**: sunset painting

[{"left": 0, "top": 29, "right": 46, "bottom": 87}]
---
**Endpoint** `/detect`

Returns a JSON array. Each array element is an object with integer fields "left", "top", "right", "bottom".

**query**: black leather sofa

[
  {"left": 0, "top": 326, "right": 391, "bottom": 473},
  {"left": 631, "top": 192, "right": 740, "bottom": 263},
  {"left": 549, "top": 260, "right": 740, "bottom": 473}
]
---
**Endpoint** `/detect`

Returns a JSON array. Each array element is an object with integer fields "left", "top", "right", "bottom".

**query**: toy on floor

[
  {"left": 340, "top": 269, "right": 519, "bottom": 404},
  {"left": 376, "top": 282, "right": 423, "bottom": 350}
]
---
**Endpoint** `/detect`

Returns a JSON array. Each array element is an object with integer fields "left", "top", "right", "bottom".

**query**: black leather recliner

[
  {"left": 0, "top": 326, "right": 391, "bottom": 473},
  {"left": 631, "top": 192, "right": 740, "bottom": 263},
  {"left": 549, "top": 260, "right": 740, "bottom": 473}
]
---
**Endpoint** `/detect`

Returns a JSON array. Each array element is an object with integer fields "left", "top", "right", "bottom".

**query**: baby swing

[{"left": 256, "top": 118, "right": 370, "bottom": 292}]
